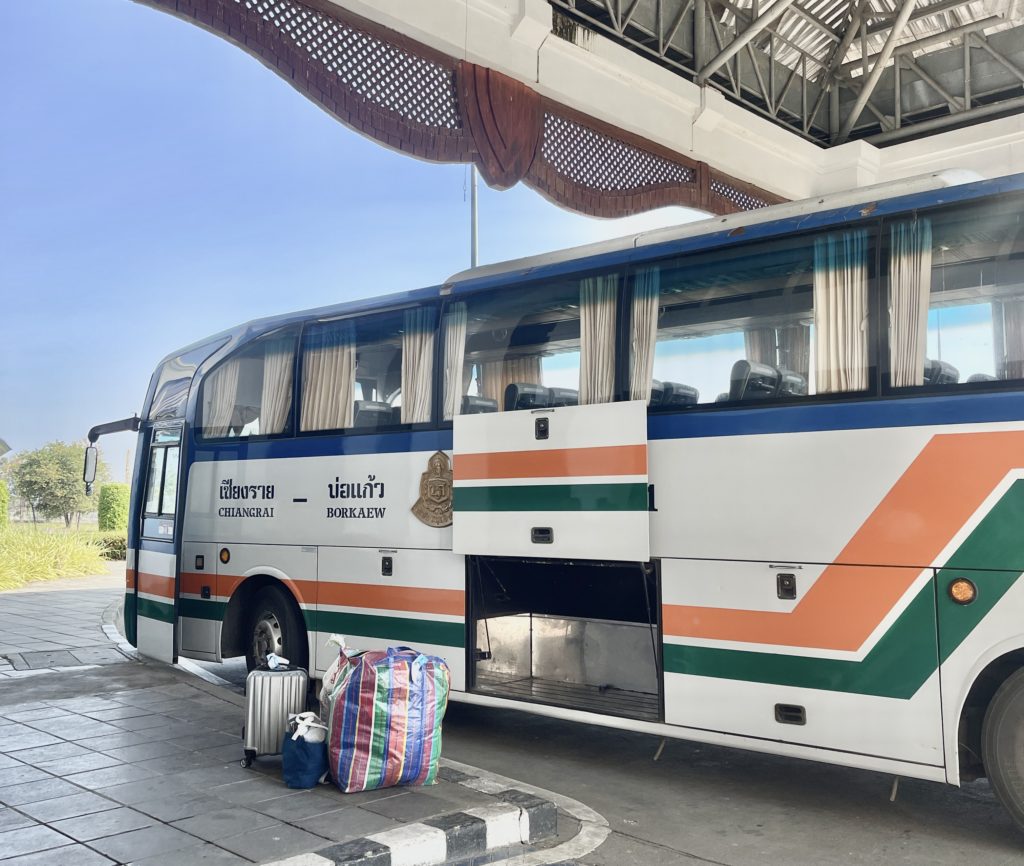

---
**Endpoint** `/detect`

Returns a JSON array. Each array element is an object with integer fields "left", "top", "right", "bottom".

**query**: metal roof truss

[{"left": 551, "top": 0, "right": 1024, "bottom": 146}]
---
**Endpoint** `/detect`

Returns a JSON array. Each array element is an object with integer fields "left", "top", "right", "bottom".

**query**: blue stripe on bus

[
  {"left": 647, "top": 390, "right": 1024, "bottom": 439},
  {"left": 189, "top": 429, "right": 453, "bottom": 462},
  {"left": 181, "top": 391, "right": 1023, "bottom": 465}
]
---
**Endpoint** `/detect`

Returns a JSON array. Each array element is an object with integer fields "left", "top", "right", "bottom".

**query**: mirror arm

[{"left": 87, "top": 415, "right": 141, "bottom": 444}]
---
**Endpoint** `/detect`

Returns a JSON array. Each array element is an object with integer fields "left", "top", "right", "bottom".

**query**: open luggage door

[{"left": 452, "top": 400, "right": 649, "bottom": 562}]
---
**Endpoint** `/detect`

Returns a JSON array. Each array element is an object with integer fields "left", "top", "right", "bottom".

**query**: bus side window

[
  {"left": 142, "top": 428, "right": 181, "bottom": 537},
  {"left": 198, "top": 329, "right": 297, "bottom": 439},
  {"left": 446, "top": 272, "right": 628, "bottom": 417},
  {"left": 299, "top": 307, "right": 437, "bottom": 433},
  {"left": 635, "top": 227, "right": 875, "bottom": 409},
  {"left": 886, "top": 202, "right": 1024, "bottom": 390}
]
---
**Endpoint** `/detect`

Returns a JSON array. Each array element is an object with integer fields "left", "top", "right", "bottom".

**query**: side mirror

[{"left": 83, "top": 446, "right": 98, "bottom": 496}]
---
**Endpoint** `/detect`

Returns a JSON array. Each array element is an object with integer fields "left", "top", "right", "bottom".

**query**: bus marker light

[
  {"left": 949, "top": 578, "right": 977, "bottom": 605},
  {"left": 220, "top": 548, "right": 231, "bottom": 565}
]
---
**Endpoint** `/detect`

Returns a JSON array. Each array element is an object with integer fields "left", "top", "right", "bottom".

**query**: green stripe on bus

[
  {"left": 665, "top": 479, "right": 1024, "bottom": 699},
  {"left": 665, "top": 584, "right": 937, "bottom": 699},
  {"left": 137, "top": 596, "right": 175, "bottom": 624},
  {"left": 179, "top": 598, "right": 227, "bottom": 622},
  {"left": 937, "top": 479, "right": 1024, "bottom": 663},
  {"left": 453, "top": 483, "right": 648, "bottom": 512},
  {"left": 307, "top": 610, "right": 464, "bottom": 648}
]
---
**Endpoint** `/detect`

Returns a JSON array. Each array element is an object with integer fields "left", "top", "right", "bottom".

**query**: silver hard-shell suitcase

[{"left": 241, "top": 667, "right": 308, "bottom": 767}]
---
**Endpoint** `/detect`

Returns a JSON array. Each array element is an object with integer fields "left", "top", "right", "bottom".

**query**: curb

[{"left": 267, "top": 787, "right": 557, "bottom": 866}]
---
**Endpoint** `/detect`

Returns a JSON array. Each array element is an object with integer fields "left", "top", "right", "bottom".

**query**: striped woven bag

[{"left": 326, "top": 646, "right": 451, "bottom": 793}]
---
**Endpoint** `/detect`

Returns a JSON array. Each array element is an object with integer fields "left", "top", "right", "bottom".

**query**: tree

[
  {"left": 10, "top": 442, "right": 109, "bottom": 527},
  {"left": 98, "top": 483, "right": 130, "bottom": 531},
  {"left": 0, "top": 480, "right": 8, "bottom": 529}
]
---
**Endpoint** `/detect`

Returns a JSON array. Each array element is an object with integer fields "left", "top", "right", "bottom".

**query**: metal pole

[{"left": 470, "top": 164, "right": 479, "bottom": 269}]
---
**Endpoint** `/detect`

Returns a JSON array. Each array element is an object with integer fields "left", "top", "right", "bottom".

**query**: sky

[{"left": 0, "top": 0, "right": 702, "bottom": 480}]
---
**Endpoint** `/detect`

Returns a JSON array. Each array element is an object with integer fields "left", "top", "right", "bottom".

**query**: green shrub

[
  {"left": 98, "top": 483, "right": 130, "bottom": 531},
  {"left": 0, "top": 484, "right": 8, "bottom": 529},
  {"left": 96, "top": 531, "right": 128, "bottom": 561},
  {"left": 0, "top": 527, "right": 106, "bottom": 591}
]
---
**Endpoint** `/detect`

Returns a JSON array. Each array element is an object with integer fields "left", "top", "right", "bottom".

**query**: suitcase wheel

[{"left": 241, "top": 750, "right": 256, "bottom": 769}]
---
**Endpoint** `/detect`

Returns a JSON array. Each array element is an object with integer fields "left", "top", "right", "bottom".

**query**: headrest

[
  {"left": 503, "top": 383, "right": 551, "bottom": 412},
  {"left": 923, "top": 358, "right": 959, "bottom": 385},
  {"left": 729, "top": 360, "right": 779, "bottom": 401},
  {"left": 353, "top": 400, "right": 392, "bottom": 427},
  {"left": 660, "top": 382, "right": 699, "bottom": 407},
  {"left": 547, "top": 387, "right": 579, "bottom": 407},
  {"left": 461, "top": 395, "right": 498, "bottom": 414},
  {"left": 967, "top": 373, "right": 996, "bottom": 383}
]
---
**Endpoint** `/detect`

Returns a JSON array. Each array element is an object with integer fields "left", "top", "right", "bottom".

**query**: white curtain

[
  {"left": 401, "top": 307, "right": 435, "bottom": 424},
  {"left": 744, "top": 327, "right": 777, "bottom": 365},
  {"left": 629, "top": 268, "right": 660, "bottom": 402},
  {"left": 814, "top": 230, "right": 869, "bottom": 393},
  {"left": 480, "top": 357, "right": 542, "bottom": 408},
  {"left": 580, "top": 274, "right": 618, "bottom": 405},
  {"left": 995, "top": 298, "right": 1024, "bottom": 380},
  {"left": 203, "top": 358, "right": 240, "bottom": 438},
  {"left": 889, "top": 219, "right": 933, "bottom": 387},
  {"left": 777, "top": 324, "right": 811, "bottom": 379},
  {"left": 443, "top": 303, "right": 468, "bottom": 420},
  {"left": 301, "top": 323, "right": 355, "bottom": 431},
  {"left": 259, "top": 336, "right": 294, "bottom": 435}
]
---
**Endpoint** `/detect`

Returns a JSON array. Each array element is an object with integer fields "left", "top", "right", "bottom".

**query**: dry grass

[{"left": 0, "top": 526, "right": 107, "bottom": 591}]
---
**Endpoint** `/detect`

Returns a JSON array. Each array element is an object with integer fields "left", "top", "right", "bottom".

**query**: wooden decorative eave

[{"left": 139, "top": 0, "right": 786, "bottom": 216}]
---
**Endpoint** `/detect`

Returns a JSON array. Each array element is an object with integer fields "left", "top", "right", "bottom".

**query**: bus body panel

[
  {"left": 453, "top": 400, "right": 650, "bottom": 562},
  {"left": 135, "top": 546, "right": 177, "bottom": 664},
  {"left": 316, "top": 546, "right": 466, "bottom": 691}
]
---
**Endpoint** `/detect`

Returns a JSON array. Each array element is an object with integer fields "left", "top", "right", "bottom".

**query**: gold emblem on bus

[{"left": 412, "top": 451, "right": 453, "bottom": 528}]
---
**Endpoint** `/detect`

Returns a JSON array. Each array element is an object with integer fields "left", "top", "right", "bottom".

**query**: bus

[{"left": 86, "top": 170, "right": 1024, "bottom": 828}]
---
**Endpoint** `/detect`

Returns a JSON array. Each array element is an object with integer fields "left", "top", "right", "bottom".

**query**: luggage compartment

[{"left": 468, "top": 556, "right": 662, "bottom": 722}]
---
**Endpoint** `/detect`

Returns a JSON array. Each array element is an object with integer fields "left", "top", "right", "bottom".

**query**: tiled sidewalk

[{"left": 0, "top": 577, "right": 558, "bottom": 865}]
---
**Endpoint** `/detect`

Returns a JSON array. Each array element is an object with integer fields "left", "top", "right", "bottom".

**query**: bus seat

[
  {"left": 729, "top": 360, "right": 779, "bottom": 401},
  {"left": 649, "top": 380, "right": 664, "bottom": 406},
  {"left": 548, "top": 387, "right": 579, "bottom": 407},
  {"left": 968, "top": 373, "right": 997, "bottom": 382},
  {"left": 923, "top": 358, "right": 960, "bottom": 385},
  {"left": 777, "top": 369, "right": 808, "bottom": 397},
  {"left": 504, "top": 383, "right": 550, "bottom": 412},
  {"left": 353, "top": 400, "right": 393, "bottom": 428},
  {"left": 462, "top": 395, "right": 498, "bottom": 414},
  {"left": 660, "top": 382, "right": 699, "bottom": 407},
  {"left": 716, "top": 392, "right": 730, "bottom": 402}
]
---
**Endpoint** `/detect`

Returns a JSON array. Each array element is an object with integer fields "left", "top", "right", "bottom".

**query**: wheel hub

[{"left": 252, "top": 609, "right": 284, "bottom": 666}]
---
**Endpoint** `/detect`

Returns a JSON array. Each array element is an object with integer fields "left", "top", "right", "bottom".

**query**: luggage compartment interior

[{"left": 469, "top": 556, "right": 662, "bottom": 722}]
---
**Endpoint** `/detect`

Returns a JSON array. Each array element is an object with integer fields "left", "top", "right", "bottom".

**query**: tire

[
  {"left": 982, "top": 667, "right": 1024, "bottom": 832},
  {"left": 244, "top": 585, "right": 309, "bottom": 673}
]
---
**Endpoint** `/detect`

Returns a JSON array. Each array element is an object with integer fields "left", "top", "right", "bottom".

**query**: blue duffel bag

[{"left": 281, "top": 713, "right": 328, "bottom": 789}]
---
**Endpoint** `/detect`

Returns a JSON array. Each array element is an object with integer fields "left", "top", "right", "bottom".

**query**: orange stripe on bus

[
  {"left": 664, "top": 430, "right": 1024, "bottom": 652},
  {"left": 454, "top": 445, "right": 647, "bottom": 480},
  {"left": 316, "top": 582, "right": 464, "bottom": 616},
  {"left": 137, "top": 571, "right": 174, "bottom": 600}
]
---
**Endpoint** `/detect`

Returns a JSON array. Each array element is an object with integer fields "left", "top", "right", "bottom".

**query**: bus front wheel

[
  {"left": 982, "top": 667, "right": 1024, "bottom": 832},
  {"left": 244, "top": 586, "right": 308, "bottom": 673}
]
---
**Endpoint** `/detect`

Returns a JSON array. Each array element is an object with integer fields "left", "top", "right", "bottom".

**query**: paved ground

[
  {"left": 0, "top": 575, "right": 574, "bottom": 865},
  {"left": 5, "top": 571, "right": 1024, "bottom": 864}
]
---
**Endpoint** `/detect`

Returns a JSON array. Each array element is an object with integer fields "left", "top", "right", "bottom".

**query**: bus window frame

[
  {"left": 141, "top": 424, "right": 182, "bottom": 541},
  {"left": 878, "top": 191, "right": 1024, "bottom": 400},
  {"left": 633, "top": 220, "right": 884, "bottom": 413},
  {"left": 293, "top": 301, "right": 442, "bottom": 439},
  {"left": 194, "top": 324, "right": 301, "bottom": 444}
]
